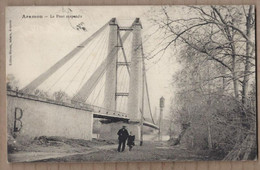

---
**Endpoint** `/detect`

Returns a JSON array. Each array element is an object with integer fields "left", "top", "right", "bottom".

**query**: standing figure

[
  {"left": 117, "top": 125, "right": 129, "bottom": 152},
  {"left": 127, "top": 132, "right": 135, "bottom": 151}
]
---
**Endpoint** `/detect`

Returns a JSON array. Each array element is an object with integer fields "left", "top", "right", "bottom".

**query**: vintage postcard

[{"left": 6, "top": 6, "right": 257, "bottom": 162}]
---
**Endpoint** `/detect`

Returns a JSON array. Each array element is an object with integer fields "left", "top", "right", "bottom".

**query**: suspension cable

[{"left": 141, "top": 43, "right": 155, "bottom": 124}]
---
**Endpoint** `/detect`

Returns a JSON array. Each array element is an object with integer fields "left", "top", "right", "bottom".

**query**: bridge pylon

[
  {"left": 99, "top": 18, "right": 143, "bottom": 141},
  {"left": 104, "top": 18, "right": 118, "bottom": 111}
]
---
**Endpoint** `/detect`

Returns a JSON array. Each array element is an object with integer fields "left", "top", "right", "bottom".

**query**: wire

[
  {"left": 64, "top": 28, "right": 108, "bottom": 93},
  {"left": 44, "top": 35, "right": 95, "bottom": 93},
  {"left": 93, "top": 77, "right": 106, "bottom": 105},
  {"left": 84, "top": 32, "right": 110, "bottom": 103},
  {"left": 88, "top": 32, "right": 110, "bottom": 104},
  {"left": 141, "top": 43, "right": 156, "bottom": 124},
  {"left": 76, "top": 28, "right": 109, "bottom": 93}
]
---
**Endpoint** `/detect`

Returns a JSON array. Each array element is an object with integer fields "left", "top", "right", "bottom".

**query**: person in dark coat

[
  {"left": 117, "top": 125, "right": 129, "bottom": 152},
  {"left": 127, "top": 132, "right": 135, "bottom": 151}
]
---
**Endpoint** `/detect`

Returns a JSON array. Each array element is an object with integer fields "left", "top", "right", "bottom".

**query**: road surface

[{"left": 38, "top": 141, "right": 210, "bottom": 162}]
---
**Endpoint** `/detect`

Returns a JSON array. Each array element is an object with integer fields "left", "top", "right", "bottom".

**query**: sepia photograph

[{"left": 6, "top": 5, "right": 257, "bottom": 162}]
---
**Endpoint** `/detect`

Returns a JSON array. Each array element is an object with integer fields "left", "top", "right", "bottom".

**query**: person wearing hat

[{"left": 117, "top": 125, "right": 129, "bottom": 152}]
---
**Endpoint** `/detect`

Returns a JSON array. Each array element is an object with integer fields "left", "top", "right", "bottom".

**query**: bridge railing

[
  {"left": 7, "top": 90, "right": 128, "bottom": 119},
  {"left": 92, "top": 105, "right": 128, "bottom": 119},
  {"left": 71, "top": 99, "right": 128, "bottom": 119}
]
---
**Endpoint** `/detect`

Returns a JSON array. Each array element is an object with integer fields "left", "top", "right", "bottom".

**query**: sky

[{"left": 6, "top": 6, "right": 184, "bottom": 119}]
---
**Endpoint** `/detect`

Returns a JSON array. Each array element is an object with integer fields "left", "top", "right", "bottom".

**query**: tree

[
  {"left": 52, "top": 90, "right": 71, "bottom": 102},
  {"left": 34, "top": 89, "right": 50, "bottom": 98},
  {"left": 150, "top": 5, "right": 255, "bottom": 102},
  {"left": 7, "top": 74, "right": 20, "bottom": 91},
  {"left": 149, "top": 5, "right": 256, "bottom": 160}
]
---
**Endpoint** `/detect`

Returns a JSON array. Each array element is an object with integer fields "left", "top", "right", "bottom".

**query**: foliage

[
  {"left": 34, "top": 89, "right": 50, "bottom": 98},
  {"left": 7, "top": 74, "right": 20, "bottom": 91},
  {"left": 150, "top": 5, "right": 256, "bottom": 160},
  {"left": 52, "top": 90, "right": 71, "bottom": 102}
]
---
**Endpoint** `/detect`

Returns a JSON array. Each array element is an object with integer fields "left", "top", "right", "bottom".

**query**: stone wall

[{"left": 7, "top": 95, "right": 93, "bottom": 140}]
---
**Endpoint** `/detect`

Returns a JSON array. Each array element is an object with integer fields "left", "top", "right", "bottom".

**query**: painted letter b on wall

[{"left": 14, "top": 107, "right": 23, "bottom": 132}]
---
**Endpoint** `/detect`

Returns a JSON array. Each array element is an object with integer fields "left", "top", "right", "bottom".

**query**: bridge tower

[
  {"left": 100, "top": 18, "right": 143, "bottom": 141},
  {"left": 104, "top": 18, "right": 118, "bottom": 111}
]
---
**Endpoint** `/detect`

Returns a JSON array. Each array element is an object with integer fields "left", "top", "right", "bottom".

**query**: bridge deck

[{"left": 143, "top": 121, "right": 159, "bottom": 129}]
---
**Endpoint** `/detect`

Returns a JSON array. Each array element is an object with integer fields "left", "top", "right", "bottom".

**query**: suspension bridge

[{"left": 7, "top": 18, "right": 160, "bottom": 142}]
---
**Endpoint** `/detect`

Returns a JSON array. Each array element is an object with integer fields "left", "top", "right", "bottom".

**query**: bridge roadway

[{"left": 7, "top": 90, "right": 159, "bottom": 129}]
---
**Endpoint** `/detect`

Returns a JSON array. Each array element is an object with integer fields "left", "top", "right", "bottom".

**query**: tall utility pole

[
  {"left": 159, "top": 96, "right": 165, "bottom": 141},
  {"left": 140, "top": 42, "right": 145, "bottom": 146}
]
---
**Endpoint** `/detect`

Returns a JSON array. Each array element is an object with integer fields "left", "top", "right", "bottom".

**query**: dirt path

[
  {"left": 9, "top": 137, "right": 213, "bottom": 162},
  {"left": 9, "top": 144, "right": 118, "bottom": 162},
  {"left": 38, "top": 141, "right": 210, "bottom": 162}
]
